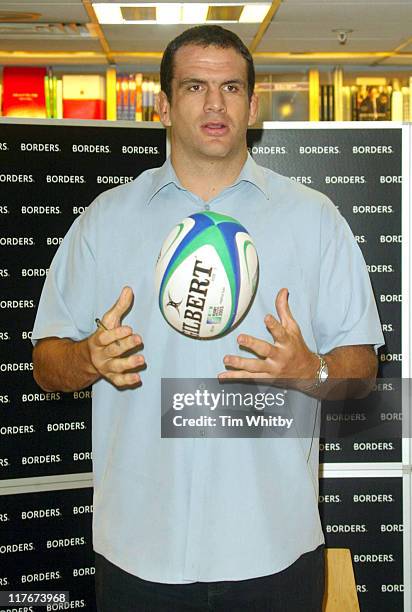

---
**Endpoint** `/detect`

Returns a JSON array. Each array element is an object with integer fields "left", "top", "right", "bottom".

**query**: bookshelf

[{"left": 0, "top": 66, "right": 410, "bottom": 122}]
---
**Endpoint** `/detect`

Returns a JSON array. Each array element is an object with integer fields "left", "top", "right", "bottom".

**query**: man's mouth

[{"left": 201, "top": 122, "right": 229, "bottom": 136}]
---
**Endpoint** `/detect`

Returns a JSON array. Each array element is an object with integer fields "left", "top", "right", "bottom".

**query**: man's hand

[
  {"left": 88, "top": 286, "right": 145, "bottom": 387},
  {"left": 33, "top": 286, "right": 145, "bottom": 393},
  {"left": 218, "top": 287, "right": 378, "bottom": 399},
  {"left": 218, "top": 288, "right": 318, "bottom": 387}
]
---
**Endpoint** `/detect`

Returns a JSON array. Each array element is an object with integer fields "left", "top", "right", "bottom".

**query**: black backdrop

[{"left": 0, "top": 120, "right": 405, "bottom": 611}]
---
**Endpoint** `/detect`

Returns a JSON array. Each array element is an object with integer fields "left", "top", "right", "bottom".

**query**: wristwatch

[{"left": 315, "top": 354, "right": 329, "bottom": 387}]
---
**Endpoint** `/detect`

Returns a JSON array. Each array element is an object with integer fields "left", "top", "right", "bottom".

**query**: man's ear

[
  {"left": 248, "top": 93, "right": 259, "bottom": 127},
  {"left": 157, "top": 90, "right": 172, "bottom": 127}
]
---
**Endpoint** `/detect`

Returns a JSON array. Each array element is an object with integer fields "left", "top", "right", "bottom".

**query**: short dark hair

[{"left": 160, "top": 25, "right": 255, "bottom": 102}]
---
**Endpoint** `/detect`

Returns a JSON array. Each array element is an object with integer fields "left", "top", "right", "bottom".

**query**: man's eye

[
  {"left": 189, "top": 84, "right": 201, "bottom": 91},
  {"left": 224, "top": 84, "right": 239, "bottom": 93}
]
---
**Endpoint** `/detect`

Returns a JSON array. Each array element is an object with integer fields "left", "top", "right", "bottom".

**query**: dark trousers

[{"left": 95, "top": 544, "right": 325, "bottom": 612}]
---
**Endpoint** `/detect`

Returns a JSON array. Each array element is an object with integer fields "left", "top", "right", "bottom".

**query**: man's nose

[{"left": 204, "top": 87, "right": 226, "bottom": 113}]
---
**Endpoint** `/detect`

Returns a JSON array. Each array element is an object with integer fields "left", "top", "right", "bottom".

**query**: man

[{"left": 32, "top": 25, "right": 383, "bottom": 611}]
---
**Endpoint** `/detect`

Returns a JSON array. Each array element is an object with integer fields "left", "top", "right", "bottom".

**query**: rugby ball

[{"left": 155, "top": 211, "right": 259, "bottom": 339}]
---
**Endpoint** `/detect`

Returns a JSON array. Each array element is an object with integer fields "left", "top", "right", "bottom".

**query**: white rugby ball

[{"left": 155, "top": 211, "right": 259, "bottom": 339}]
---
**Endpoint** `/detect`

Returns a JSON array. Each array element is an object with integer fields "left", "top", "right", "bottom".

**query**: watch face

[{"left": 320, "top": 364, "right": 328, "bottom": 383}]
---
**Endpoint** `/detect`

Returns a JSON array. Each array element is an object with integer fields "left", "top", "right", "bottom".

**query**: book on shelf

[
  {"left": 128, "top": 74, "right": 137, "bottom": 121},
  {"left": 44, "top": 71, "right": 51, "bottom": 118},
  {"left": 2, "top": 67, "right": 47, "bottom": 118},
  {"left": 320, "top": 85, "right": 335, "bottom": 121},
  {"left": 116, "top": 73, "right": 158, "bottom": 121},
  {"left": 403, "top": 86, "right": 410, "bottom": 122},
  {"left": 44, "top": 71, "right": 63, "bottom": 119},
  {"left": 332, "top": 69, "right": 342, "bottom": 121},
  {"left": 351, "top": 84, "right": 391, "bottom": 121},
  {"left": 118, "top": 75, "right": 159, "bottom": 121},
  {"left": 115, "top": 76, "right": 121, "bottom": 119},
  {"left": 142, "top": 79, "right": 160, "bottom": 121},
  {"left": 122, "top": 75, "right": 129, "bottom": 120},
  {"left": 152, "top": 82, "right": 161, "bottom": 122},
  {"left": 142, "top": 78, "right": 154, "bottom": 121},
  {"left": 116, "top": 75, "right": 127, "bottom": 120},
  {"left": 135, "top": 73, "right": 143, "bottom": 121},
  {"left": 391, "top": 90, "right": 403, "bottom": 121},
  {"left": 62, "top": 74, "right": 106, "bottom": 119},
  {"left": 105, "top": 68, "right": 116, "bottom": 120},
  {"left": 342, "top": 86, "right": 352, "bottom": 121},
  {"left": 56, "top": 79, "right": 63, "bottom": 119}
]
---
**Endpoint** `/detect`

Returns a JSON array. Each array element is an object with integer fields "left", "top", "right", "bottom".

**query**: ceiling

[{"left": 0, "top": 0, "right": 411, "bottom": 70}]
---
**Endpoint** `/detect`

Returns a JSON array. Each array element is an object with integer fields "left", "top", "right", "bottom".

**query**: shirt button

[{"left": 204, "top": 203, "right": 210, "bottom": 211}]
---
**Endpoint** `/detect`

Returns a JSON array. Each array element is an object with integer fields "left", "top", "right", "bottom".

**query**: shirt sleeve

[
  {"left": 31, "top": 208, "right": 97, "bottom": 345},
  {"left": 312, "top": 199, "right": 385, "bottom": 355}
]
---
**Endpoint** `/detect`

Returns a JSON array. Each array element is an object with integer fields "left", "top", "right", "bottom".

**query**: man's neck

[{"left": 170, "top": 149, "right": 248, "bottom": 202}]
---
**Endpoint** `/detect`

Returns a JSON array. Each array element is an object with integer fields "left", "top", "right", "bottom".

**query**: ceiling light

[
  {"left": 182, "top": 4, "right": 209, "bottom": 24},
  {"left": 156, "top": 3, "right": 181, "bottom": 24},
  {"left": 93, "top": 4, "right": 124, "bottom": 24},
  {"left": 239, "top": 4, "right": 270, "bottom": 23},
  {"left": 93, "top": 3, "right": 271, "bottom": 25},
  {"left": 121, "top": 7, "right": 156, "bottom": 21},
  {"left": 207, "top": 5, "right": 243, "bottom": 22}
]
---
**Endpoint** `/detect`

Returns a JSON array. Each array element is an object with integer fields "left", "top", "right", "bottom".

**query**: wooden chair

[{"left": 323, "top": 549, "right": 360, "bottom": 612}]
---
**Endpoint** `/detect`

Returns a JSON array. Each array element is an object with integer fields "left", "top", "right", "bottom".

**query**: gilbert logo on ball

[{"left": 155, "top": 211, "right": 259, "bottom": 339}]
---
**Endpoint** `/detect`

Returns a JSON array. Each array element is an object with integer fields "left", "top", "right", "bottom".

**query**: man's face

[{"left": 158, "top": 44, "right": 258, "bottom": 162}]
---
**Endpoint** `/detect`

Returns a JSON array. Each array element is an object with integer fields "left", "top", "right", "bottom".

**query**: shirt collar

[
  {"left": 233, "top": 153, "right": 269, "bottom": 200},
  {"left": 147, "top": 152, "right": 269, "bottom": 204},
  {"left": 147, "top": 157, "right": 180, "bottom": 204}
]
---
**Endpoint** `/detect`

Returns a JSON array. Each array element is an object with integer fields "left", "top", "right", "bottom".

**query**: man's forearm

[
  {"left": 304, "top": 345, "right": 378, "bottom": 400},
  {"left": 33, "top": 337, "right": 100, "bottom": 393}
]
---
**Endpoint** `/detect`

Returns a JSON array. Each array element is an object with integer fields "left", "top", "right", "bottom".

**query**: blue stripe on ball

[
  {"left": 217, "top": 221, "right": 244, "bottom": 331},
  {"left": 159, "top": 213, "right": 214, "bottom": 310}
]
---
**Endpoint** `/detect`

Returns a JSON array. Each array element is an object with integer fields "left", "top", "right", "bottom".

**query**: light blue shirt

[{"left": 32, "top": 154, "right": 384, "bottom": 583}]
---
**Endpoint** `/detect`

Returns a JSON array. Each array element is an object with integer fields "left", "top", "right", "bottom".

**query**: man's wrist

[
  {"left": 296, "top": 352, "right": 329, "bottom": 396},
  {"left": 83, "top": 336, "right": 100, "bottom": 378},
  {"left": 314, "top": 354, "right": 329, "bottom": 387}
]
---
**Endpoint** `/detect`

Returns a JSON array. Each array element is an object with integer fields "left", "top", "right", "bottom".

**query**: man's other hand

[
  {"left": 218, "top": 287, "right": 318, "bottom": 385},
  {"left": 88, "top": 286, "right": 145, "bottom": 388}
]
